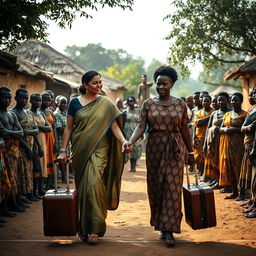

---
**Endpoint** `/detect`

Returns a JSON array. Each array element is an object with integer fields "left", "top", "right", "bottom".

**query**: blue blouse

[{"left": 67, "top": 97, "right": 83, "bottom": 116}]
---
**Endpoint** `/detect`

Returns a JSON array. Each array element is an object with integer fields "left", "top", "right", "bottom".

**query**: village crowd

[
  {"left": 0, "top": 88, "right": 74, "bottom": 226},
  {"left": 0, "top": 81, "right": 256, "bottom": 229},
  {"left": 118, "top": 85, "right": 256, "bottom": 219},
  {"left": 184, "top": 88, "right": 256, "bottom": 219}
]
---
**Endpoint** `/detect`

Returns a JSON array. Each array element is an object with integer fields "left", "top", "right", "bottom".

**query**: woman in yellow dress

[
  {"left": 219, "top": 92, "right": 247, "bottom": 199},
  {"left": 194, "top": 95, "right": 214, "bottom": 179},
  {"left": 58, "top": 70, "right": 130, "bottom": 244}
]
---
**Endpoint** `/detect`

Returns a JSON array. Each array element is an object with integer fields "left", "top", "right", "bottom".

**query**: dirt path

[{"left": 0, "top": 156, "right": 255, "bottom": 256}]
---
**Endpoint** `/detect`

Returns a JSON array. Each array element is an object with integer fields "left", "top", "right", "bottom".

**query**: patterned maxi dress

[
  {"left": 124, "top": 108, "right": 142, "bottom": 160},
  {"left": 140, "top": 97, "right": 188, "bottom": 233},
  {"left": 17, "top": 111, "right": 36, "bottom": 194},
  {"left": 0, "top": 145, "right": 16, "bottom": 201}
]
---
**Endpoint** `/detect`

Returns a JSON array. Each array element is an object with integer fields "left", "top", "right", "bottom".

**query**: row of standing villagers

[
  {"left": 187, "top": 88, "right": 256, "bottom": 219},
  {"left": 0, "top": 87, "right": 70, "bottom": 226}
]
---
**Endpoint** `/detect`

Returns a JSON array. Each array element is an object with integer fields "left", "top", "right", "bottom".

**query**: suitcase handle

[
  {"left": 185, "top": 163, "right": 199, "bottom": 189},
  {"left": 54, "top": 158, "right": 72, "bottom": 193}
]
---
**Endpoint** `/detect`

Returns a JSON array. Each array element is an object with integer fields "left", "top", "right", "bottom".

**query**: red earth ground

[{"left": 0, "top": 156, "right": 255, "bottom": 256}]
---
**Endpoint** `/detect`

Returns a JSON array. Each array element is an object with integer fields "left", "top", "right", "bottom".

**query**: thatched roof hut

[
  {"left": 13, "top": 40, "right": 126, "bottom": 99},
  {"left": 209, "top": 85, "right": 240, "bottom": 96},
  {"left": 224, "top": 56, "right": 256, "bottom": 110},
  {"left": 0, "top": 50, "right": 52, "bottom": 81},
  {"left": 0, "top": 50, "right": 53, "bottom": 108},
  {"left": 224, "top": 56, "right": 256, "bottom": 81}
]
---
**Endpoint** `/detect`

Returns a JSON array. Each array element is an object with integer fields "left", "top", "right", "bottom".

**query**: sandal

[
  {"left": 242, "top": 204, "right": 256, "bottom": 214},
  {"left": 88, "top": 234, "right": 99, "bottom": 244},
  {"left": 245, "top": 208, "right": 256, "bottom": 218},
  {"left": 165, "top": 232, "right": 175, "bottom": 248},
  {"left": 224, "top": 193, "right": 238, "bottom": 199},
  {"left": 240, "top": 200, "right": 252, "bottom": 208},
  {"left": 235, "top": 195, "right": 246, "bottom": 201},
  {"left": 219, "top": 186, "right": 232, "bottom": 193}
]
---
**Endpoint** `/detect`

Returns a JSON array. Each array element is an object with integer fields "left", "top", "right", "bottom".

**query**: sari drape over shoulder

[
  {"left": 70, "top": 96, "right": 124, "bottom": 237},
  {"left": 239, "top": 109, "right": 256, "bottom": 190},
  {"left": 194, "top": 108, "right": 214, "bottom": 164},
  {"left": 219, "top": 111, "right": 247, "bottom": 186},
  {"left": 203, "top": 111, "right": 221, "bottom": 180}
]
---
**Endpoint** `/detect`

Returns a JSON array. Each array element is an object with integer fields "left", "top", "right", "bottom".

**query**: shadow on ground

[{"left": 0, "top": 240, "right": 255, "bottom": 256}]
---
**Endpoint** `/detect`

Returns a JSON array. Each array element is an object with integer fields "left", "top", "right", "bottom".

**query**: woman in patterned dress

[
  {"left": 219, "top": 92, "right": 247, "bottom": 199},
  {"left": 124, "top": 96, "right": 142, "bottom": 172},
  {"left": 125, "top": 66, "right": 195, "bottom": 247}
]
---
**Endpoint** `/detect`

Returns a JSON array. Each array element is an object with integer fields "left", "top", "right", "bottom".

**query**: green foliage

[
  {"left": 65, "top": 43, "right": 134, "bottom": 70},
  {"left": 172, "top": 78, "right": 206, "bottom": 98},
  {"left": 101, "top": 59, "right": 145, "bottom": 98},
  {"left": 0, "top": 0, "right": 133, "bottom": 50},
  {"left": 199, "top": 66, "right": 242, "bottom": 91},
  {"left": 166, "top": 0, "right": 256, "bottom": 75},
  {"left": 146, "top": 58, "right": 163, "bottom": 81}
]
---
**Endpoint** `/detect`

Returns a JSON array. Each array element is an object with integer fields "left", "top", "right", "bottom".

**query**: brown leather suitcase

[
  {"left": 43, "top": 159, "right": 78, "bottom": 236},
  {"left": 183, "top": 165, "right": 217, "bottom": 230}
]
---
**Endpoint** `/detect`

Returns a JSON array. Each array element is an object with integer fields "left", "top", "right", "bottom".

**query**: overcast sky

[{"left": 46, "top": 0, "right": 172, "bottom": 67}]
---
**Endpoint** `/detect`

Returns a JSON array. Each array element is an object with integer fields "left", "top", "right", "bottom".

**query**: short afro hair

[
  {"left": 231, "top": 92, "right": 243, "bottom": 102},
  {"left": 218, "top": 92, "right": 230, "bottom": 101},
  {"left": 153, "top": 65, "right": 178, "bottom": 84}
]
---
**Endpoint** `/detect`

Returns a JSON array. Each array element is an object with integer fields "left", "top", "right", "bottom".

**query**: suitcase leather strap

[{"left": 198, "top": 187, "right": 208, "bottom": 228}]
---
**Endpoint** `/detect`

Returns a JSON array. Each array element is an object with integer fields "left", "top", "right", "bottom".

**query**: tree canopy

[
  {"left": 101, "top": 59, "right": 145, "bottom": 98},
  {"left": 0, "top": 0, "right": 133, "bottom": 50},
  {"left": 65, "top": 43, "right": 134, "bottom": 70},
  {"left": 166, "top": 0, "right": 256, "bottom": 74}
]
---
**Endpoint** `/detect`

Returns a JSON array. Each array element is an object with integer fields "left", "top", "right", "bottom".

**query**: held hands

[
  {"left": 122, "top": 140, "right": 133, "bottom": 153},
  {"left": 57, "top": 151, "right": 67, "bottom": 163},
  {"left": 224, "top": 127, "right": 232, "bottom": 134},
  {"left": 38, "top": 147, "right": 44, "bottom": 158},
  {"left": 248, "top": 122, "right": 256, "bottom": 132},
  {"left": 186, "top": 154, "right": 195, "bottom": 166},
  {"left": 25, "top": 148, "right": 34, "bottom": 160}
]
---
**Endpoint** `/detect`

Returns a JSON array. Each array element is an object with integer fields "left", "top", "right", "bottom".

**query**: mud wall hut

[
  {"left": 0, "top": 50, "right": 52, "bottom": 108},
  {"left": 13, "top": 40, "right": 126, "bottom": 102},
  {"left": 224, "top": 56, "right": 256, "bottom": 110}
]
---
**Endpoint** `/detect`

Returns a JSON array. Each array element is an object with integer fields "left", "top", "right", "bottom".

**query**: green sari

[{"left": 70, "top": 96, "right": 124, "bottom": 237}]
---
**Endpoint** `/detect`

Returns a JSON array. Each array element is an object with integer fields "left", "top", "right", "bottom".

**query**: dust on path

[{"left": 0, "top": 156, "right": 255, "bottom": 256}]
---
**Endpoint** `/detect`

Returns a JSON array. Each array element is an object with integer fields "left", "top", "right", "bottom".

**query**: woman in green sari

[{"left": 58, "top": 70, "right": 130, "bottom": 243}]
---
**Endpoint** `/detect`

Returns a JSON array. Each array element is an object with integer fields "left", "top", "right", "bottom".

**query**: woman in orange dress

[
  {"left": 219, "top": 92, "right": 247, "bottom": 199},
  {"left": 40, "top": 92, "right": 56, "bottom": 189}
]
